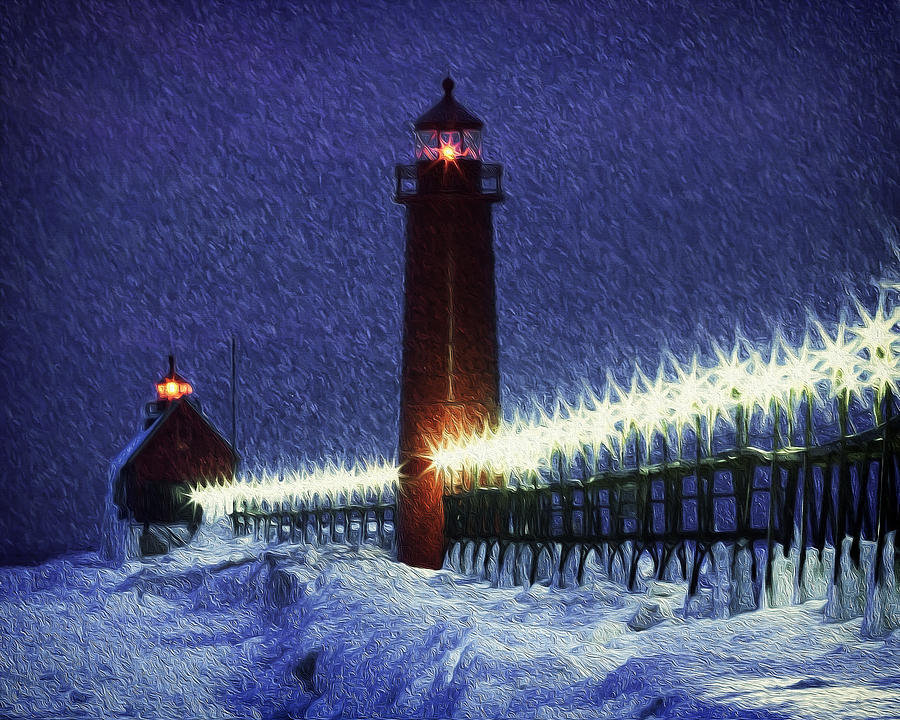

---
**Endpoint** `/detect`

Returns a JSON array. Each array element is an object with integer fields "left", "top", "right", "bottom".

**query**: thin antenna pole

[{"left": 231, "top": 334, "right": 237, "bottom": 451}]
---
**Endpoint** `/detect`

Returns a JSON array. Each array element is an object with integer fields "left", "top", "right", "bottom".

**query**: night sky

[{"left": 2, "top": 0, "right": 897, "bottom": 563}]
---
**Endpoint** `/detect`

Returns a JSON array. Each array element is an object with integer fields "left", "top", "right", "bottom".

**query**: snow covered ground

[{"left": 1, "top": 523, "right": 898, "bottom": 720}]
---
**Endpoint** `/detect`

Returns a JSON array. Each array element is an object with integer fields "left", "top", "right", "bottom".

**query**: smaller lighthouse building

[{"left": 108, "top": 356, "right": 238, "bottom": 556}]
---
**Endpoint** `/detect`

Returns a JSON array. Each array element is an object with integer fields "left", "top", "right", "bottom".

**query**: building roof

[
  {"left": 414, "top": 77, "right": 483, "bottom": 131},
  {"left": 109, "top": 396, "right": 238, "bottom": 480},
  {"left": 109, "top": 422, "right": 154, "bottom": 483}
]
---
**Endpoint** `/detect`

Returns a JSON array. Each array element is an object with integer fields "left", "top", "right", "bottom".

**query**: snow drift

[{"left": 2, "top": 529, "right": 899, "bottom": 719}]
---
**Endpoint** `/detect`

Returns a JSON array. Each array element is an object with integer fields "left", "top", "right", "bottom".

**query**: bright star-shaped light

[
  {"left": 811, "top": 317, "right": 866, "bottom": 403},
  {"left": 746, "top": 333, "right": 796, "bottom": 416},
  {"left": 629, "top": 364, "right": 675, "bottom": 441},
  {"left": 189, "top": 459, "right": 399, "bottom": 519},
  {"left": 848, "top": 295, "right": 900, "bottom": 363},
  {"left": 709, "top": 339, "right": 754, "bottom": 418},
  {"left": 779, "top": 331, "right": 824, "bottom": 404},
  {"left": 866, "top": 353, "right": 900, "bottom": 402}
]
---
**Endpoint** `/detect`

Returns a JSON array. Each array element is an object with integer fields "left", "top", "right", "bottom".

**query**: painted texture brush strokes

[
  {"left": 1, "top": 533, "right": 899, "bottom": 719},
  {"left": 2, "top": 0, "right": 895, "bottom": 562},
  {"left": 2, "top": 0, "right": 898, "bottom": 718}
]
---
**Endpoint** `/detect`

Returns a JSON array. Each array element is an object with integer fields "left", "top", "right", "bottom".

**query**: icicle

[
  {"left": 498, "top": 543, "right": 516, "bottom": 588},
  {"left": 862, "top": 531, "right": 900, "bottom": 637},
  {"left": 765, "top": 543, "right": 797, "bottom": 609},
  {"left": 461, "top": 541, "right": 475, "bottom": 576},
  {"left": 799, "top": 547, "right": 829, "bottom": 603},
  {"left": 513, "top": 545, "right": 533, "bottom": 588},
  {"left": 609, "top": 542, "right": 630, "bottom": 586},
  {"left": 560, "top": 544, "right": 581, "bottom": 589},
  {"left": 825, "top": 537, "right": 867, "bottom": 621},
  {"left": 730, "top": 543, "right": 756, "bottom": 615},
  {"left": 533, "top": 546, "right": 554, "bottom": 586},
  {"left": 486, "top": 542, "right": 500, "bottom": 586},
  {"left": 549, "top": 543, "right": 563, "bottom": 588},
  {"left": 711, "top": 542, "right": 733, "bottom": 620},
  {"left": 444, "top": 541, "right": 462, "bottom": 573},
  {"left": 579, "top": 547, "right": 605, "bottom": 586},
  {"left": 474, "top": 541, "right": 488, "bottom": 580}
]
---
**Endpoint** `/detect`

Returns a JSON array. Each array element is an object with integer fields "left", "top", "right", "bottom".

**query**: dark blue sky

[{"left": 1, "top": 0, "right": 897, "bottom": 562}]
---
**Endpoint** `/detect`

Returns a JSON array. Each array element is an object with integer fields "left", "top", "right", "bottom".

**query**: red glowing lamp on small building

[{"left": 156, "top": 355, "right": 193, "bottom": 401}]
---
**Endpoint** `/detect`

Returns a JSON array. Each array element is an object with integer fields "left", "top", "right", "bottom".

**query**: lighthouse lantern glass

[
  {"left": 415, "top": 129, "right": 481, "bottom": 161},
  {"left": 157, "top": 380, "right": 192, "bottom": 400}
]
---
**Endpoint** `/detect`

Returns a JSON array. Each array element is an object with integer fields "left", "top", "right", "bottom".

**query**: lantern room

[
  {"left": 396, "top": 76, "right": 502, "bottom": 200},
  {"left": 156, "top": 354, "right": 193, "bottom": 401},
  {"left": 414, "top": 78, "right": 483, "bottom": 162}
]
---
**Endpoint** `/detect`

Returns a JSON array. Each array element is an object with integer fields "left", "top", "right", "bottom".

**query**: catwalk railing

[
  {"left": 229, "top": 495, "right": 396, "bottom": 549},
  {"left": 444, "top": 398, "right": 899, "bottom": 608},
  {"left": 215, "top": 393, "right": 897, "bottom": 617}
]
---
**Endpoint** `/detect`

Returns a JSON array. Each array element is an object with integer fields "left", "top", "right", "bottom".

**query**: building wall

[{"left": 126, "top": 401, "right": 235, "bottom": 524}]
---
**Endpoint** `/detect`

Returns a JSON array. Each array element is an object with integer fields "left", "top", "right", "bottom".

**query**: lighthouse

[
  {"left": 394, "top": 78, "right": 504, "bottom": 568},
  {"left": 107, "top": 355, "right": 238, "bottom": 556}
]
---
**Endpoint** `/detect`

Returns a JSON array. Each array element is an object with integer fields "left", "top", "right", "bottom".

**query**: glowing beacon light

[{"left": 156, "top": 355, "right": 193, "bottom": 401}]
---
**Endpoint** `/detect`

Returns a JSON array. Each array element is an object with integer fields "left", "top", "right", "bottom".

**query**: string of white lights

[
  {"left": 189, "top": 459, "right": 398, "bottom": 519},
  {"left": 191, "top": 286, "right": 899, "bottom": 515},
  {"left": 429, "top": 290, "right": 900, "bottom": 487}
]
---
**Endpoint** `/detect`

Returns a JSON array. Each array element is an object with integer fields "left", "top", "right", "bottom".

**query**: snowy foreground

[{"left": 1, "top": 525, "right": 899, "bottom": 720}]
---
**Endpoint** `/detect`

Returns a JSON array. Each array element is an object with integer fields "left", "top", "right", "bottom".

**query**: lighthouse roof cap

[{"left": 414, "top": 77, "right": 483, "bottom": 131}]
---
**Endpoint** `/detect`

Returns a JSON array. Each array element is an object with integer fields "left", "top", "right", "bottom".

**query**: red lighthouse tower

[{"left": 394, "top": 78, "right": 503, "bottom": 568}]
